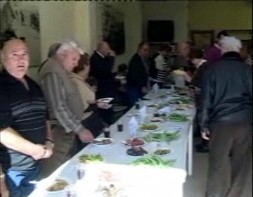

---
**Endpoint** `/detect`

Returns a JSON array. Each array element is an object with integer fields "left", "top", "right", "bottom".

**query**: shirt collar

[
  {"left": 196, "top": 59, "right": 207, "bottom": 68},
  {"left": 96, "top": 51, "right": 105, "bottom": 58},
  {"left": 0, "top": 69, "right": 27, "bottom": 84},
  {"left": 69, "top": 72, "right": 84, "bottom": 81}
]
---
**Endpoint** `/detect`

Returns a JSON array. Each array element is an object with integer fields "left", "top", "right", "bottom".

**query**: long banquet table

[{"left": 29, "top": 88, "right": 194, "bottom": 197}]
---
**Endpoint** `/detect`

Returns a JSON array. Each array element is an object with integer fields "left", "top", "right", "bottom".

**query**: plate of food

[
  {"left": 167, "top": 113, "right": 188, "bottom": 122},
  {"left": 131, "top": 155, "right": 175, "bottom": 168},
  {"left": 139, "top": 123, "right": 159, "bottom": 131},
  {"left": 92, "top": 138, "right": 114, "bottom": 146},
  {"left": 45, "top": 178, "right": 70, "bottom": 196},
  {"left": 143, "top": 131, "right": 180, "bottom": 143},
  {"left": 122, "top": 138, "right": 145, "bottom": 146},
  {"left": 97, "top": 97, "right": 114, "bottom": 103},
  {"left": 150, "top": 117, "right": 164, "bottom": 122},
  {"left": 79, "top": 154, "right": 103, "bottom": 163},
  {"left": 153, "top": 148, "right": 171, "bottom": 156},
  {"left": 127, "top": 146, "right": 148, "bottom": 156}
]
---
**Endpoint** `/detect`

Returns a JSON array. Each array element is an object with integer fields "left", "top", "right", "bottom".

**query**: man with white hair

[
  {"left": 200, "top": 36, "right": 252, "bottom": 197},
  {"left": 38, "top": 40, "right": 94, "bottom": 177}
]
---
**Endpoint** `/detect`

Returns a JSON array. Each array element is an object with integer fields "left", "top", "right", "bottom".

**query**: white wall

[
  {"left": 39, "top": 1, "right": 142, "bottom": 72},
  {"left": 10, "top": 1, "right": 142, "bottom": 80},
  {"left": 188, "top": 1, "right": 252, "bottom": 31},
  {"left": 141, "top": 1, "right": 189, "bottom": 42},
  {"left": 1, "top": 1, "right": 41, "bottom": 66},
  {"left": 91, "top": 2, "right": 143, "bottom": 69}
]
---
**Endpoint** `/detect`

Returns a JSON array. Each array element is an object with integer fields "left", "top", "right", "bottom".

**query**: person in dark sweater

[
  {"left": 200, "top": 36, "right": 252, "bottom": 197},
  {"left": 0, "top": 39, "right": 53, "bottom": 196},
  {"left": 187, "top": 48, "right": 210, "bottom": 153},
  {"left": 89, "top": 41, "right": 116, "bottom": 99},
  {"left": 126, "top": 41, "right": 150, "bottom": 107},
  {"left": 204, "top": 30, "right": 228, "bottom": 64},
  {"left": 89, "top": 41, "right": 116, "bottom": 125}
]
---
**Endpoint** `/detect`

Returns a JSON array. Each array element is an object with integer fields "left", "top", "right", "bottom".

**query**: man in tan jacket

[{"left": 38, "top": 40, "right": 94, "bottom": 177}]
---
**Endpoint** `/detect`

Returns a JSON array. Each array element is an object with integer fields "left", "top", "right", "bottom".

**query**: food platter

[
  {"left": 139, "top": 123, "right": 159, "bottom": 131},
  {"left": 79, "top": 154, "right": 104, "bottom": 163},
  {"left": 122, "top": 138, "right": 145, "bottom": 146},
  {"left": 92, "top": 138, "right": 114, "bottom": 146},
  {"left": 153, "top": 148, "right": 171, "bottom": 156},
  {"left": 126, "top": 146, "right": 148, "bottom": 156}
]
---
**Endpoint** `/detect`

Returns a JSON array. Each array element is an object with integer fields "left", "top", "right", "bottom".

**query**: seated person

[{"left": 69, "top": 53, "right": 111, "bottom": 140}]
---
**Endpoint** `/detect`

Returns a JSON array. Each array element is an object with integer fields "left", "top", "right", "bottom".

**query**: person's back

[
  {"left": 205, "top": 52, "right": 252, "bottom": 123},
  {"left": 201, "top": 36, "right": 252, "bottom": 197}
]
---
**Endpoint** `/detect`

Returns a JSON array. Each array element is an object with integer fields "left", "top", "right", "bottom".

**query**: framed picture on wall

[
  {"left": 102, "top": 4, "right": 125, "bottom": 55},
  {"left": 190, "top": 30, "right": 215, "bottom": 49}
]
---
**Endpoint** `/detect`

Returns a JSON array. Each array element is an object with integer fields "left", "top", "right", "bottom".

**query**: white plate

[
  {"left": 115, "top": 75, "right": 126, "bottom": 80},
  {"left": 41, "top": 177, "right": 72, "bottom": 197},
  {"left": 149, "top": 117, "right": 164, "bottom": 123},
  {"left": 97, "top": 97, "right": 114, "bottom": 103},
  {"left": 92, "top": 138, "right": 114, "bottom": 146}
]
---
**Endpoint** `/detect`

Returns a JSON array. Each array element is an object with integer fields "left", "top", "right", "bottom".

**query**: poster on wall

[
  {"left": 0, "top": 1, "right": 40, "bottom": 66},
  {"left": 102, "top": 4, "right": 125, "bottom": 55}
]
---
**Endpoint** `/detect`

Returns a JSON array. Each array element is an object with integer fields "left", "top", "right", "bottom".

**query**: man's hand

[
  {"left": 97, "top": 102, "right": 112, "bottom": 109},
  {"left": 201, "top": 128, "right": 210, "bottom": 140},
  {"left": 42, "top": 147, "right": 53, "bottom": 159},
  {"left": 141, "top": 87, "right": 148, "bottom": 94},
  {"left": 30, "top": 144, "right": 48, "bottom": 160},
  {"left": 42, "top": 141, "right": 54, "bottom": 159},
  {"left": 78, "top": 129, "right": 94, "bottom": 143}
]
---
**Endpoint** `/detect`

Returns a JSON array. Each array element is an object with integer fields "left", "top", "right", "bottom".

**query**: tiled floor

[{"left": 184, "top": 149, "right": 252, "bottom": 197}]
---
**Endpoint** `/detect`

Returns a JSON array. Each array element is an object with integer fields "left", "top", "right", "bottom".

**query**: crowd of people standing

[{"left": 0, "top": 29, "right": 252, "bottom": 197}]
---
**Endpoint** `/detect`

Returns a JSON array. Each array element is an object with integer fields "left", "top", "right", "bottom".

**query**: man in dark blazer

[
  {"left": 89, "top": 41, "right": 116, "bottom": 99},
  {"left": 89, "top": 41, "right": 116, "bottom": 125},
  {"left": 126, "top": 41, "right": 150, "bottom": 107}
]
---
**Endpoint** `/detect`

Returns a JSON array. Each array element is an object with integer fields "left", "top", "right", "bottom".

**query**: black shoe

[{"left": 195, "top": 144, "right": 209, "bottom": 153}]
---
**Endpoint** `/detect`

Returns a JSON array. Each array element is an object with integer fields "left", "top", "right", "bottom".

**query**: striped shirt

[
  {"left": 41, "top": 73, "right": 83, "bottom": 133},
  {"left": 0, "top": 70, "right": 47, "bottom": 171},
  {"left": 154, "top": 54, "right": 168, "bottom": 82}
]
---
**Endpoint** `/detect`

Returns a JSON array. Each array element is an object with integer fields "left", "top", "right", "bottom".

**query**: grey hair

[
  {"left": 56, "top": 40, "right": 84, "bottom": 56},
  {"left": 219, "top": 36, "right": 242, "bottom": 53}
]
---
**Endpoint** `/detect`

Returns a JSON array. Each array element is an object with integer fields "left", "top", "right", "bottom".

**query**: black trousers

[{"left": 206, "top": 121, "right": 252, "bottom": 197}]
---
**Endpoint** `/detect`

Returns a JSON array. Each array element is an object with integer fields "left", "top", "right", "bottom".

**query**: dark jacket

[
  {"left": 89, "top": 51, "right": 116, "bottom": 98},
  {"left": 200, "top": 52, "right": 252, "bottom": 129},
  {"left": 127, "top": 53, "right": 148, "bottom": 89},
  {"left": 191, "top": 61, "right": 210, "bottom": 110}
]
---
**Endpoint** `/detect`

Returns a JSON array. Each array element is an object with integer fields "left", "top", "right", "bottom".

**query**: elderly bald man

[
  {"left": 0, "top": 39, "right": 53, "bottom": 196},
  {"left": 89, "top": 41, "right": 116, "bottom": 124},
  {"left": 200, "top": 36, "right": 252, "bottom": 197}
]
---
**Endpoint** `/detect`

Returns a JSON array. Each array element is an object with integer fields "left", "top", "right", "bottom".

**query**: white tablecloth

[{"left": 29, "top": 88, "right": 194, "bottom": 197}]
